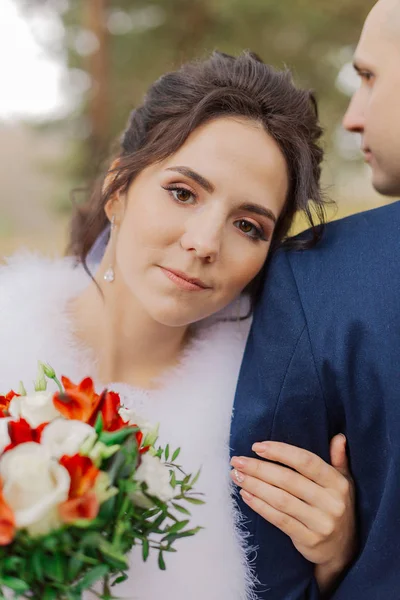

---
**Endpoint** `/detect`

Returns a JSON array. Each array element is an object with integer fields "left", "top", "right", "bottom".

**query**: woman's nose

[{"left": 180, "top": 215, "right": 222, "bottom": 263}]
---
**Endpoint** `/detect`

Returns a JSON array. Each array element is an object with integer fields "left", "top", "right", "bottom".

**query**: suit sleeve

[{"left": 231, "top": 250, "right": 332, "bottom": 599}]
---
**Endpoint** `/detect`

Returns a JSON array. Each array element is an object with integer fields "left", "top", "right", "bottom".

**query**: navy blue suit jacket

[{"left": 230, "top": 200, "right": 400, "bottom": 598}]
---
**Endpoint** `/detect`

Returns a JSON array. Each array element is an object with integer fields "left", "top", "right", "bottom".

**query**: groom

[{"left": 231, "top": 0, "right": 400, "bottom": 598}]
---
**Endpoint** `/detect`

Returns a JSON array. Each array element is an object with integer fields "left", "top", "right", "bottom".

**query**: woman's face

[{"left": 110, "top": 117, "right": 288, "bottom": 327}]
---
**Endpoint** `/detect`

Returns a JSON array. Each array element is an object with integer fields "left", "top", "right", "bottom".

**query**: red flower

[
  {"left": 0, "top": 479, "right": 15, "bottom": 545},
  {"left": 58, "top": 454, "right": 100, "bottom": 524},
  {"left": 53, "top": 377, "right": 101, "bottom": 423},
  {"left": 0, "top": 390, "right": 19, "bottom": 418},
  {"left": 95, "top": 390, "right": 125, "bottom": 432},
  {"left": 3, "top": 419, "right": 47, "bottom": 453}
]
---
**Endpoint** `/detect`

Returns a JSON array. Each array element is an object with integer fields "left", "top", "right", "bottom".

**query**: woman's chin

[{"left": 149, "top": 304, "right": 218, "bottom": 328}]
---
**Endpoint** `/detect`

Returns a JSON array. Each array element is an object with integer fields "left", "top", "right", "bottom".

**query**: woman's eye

[
  {"left": 163, "top": 186, "right": 196, "bottom": 204},
  {"left": 234, "top": 219, "right": 267, "bottom": 241}
]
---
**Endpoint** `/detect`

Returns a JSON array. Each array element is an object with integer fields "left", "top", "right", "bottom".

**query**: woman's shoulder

[
  {"left": 0, "top": 252, "right": 87, "bottom": 307},
  {"left": 0, "top": 251, "right": 78, "bottom": 287},
  {"left": 0, "top": 252, "right": 89, "bottom": 390}
]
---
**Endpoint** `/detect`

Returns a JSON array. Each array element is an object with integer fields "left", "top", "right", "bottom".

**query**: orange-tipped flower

[
  {"left": 0, "top": 479, "right": 15, "bottom": 545},
  {"left": 60, "top": 454, "right": 100, "bottom": 498},
  {"left": 58, "top": 454, "right": 100, "bottom": 524},
  {"left": 58, "top": 492, "right": 99, "bottom": 524},
  {"left": 53, "top": 377, "right": 101, "bottom": 423}
]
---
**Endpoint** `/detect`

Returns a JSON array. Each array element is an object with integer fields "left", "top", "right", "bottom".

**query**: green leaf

[
  {"left": 42, "top": 535, "right": 59, "bottom": 552},
  {"left": 182, "top": 474, "right": 191, "bottom": 486},
  {"left": 165, "top": 444, "right": 170, "bottom": 461},
  {"left": 172, "top": 502, "right": 191, "bottom": 516},
  {"left": 75, "top": 564, "right": 109, "bottom": 592},
  {"left": 46, "top": 553, "right": 65, "bottom": 582},
  {"left": 142, "top": 538, "right": 149, "bottom": 562},
  {"left": 2, "top": 556, "right": 23, "bottom": 571},
  {"left": 99, "top": 427, "right": 138, "bottom": 446},
  {"left": 32, "top": 550, "right": 44, "bottom": 582},
  {"left": 185, "top": 497, "right": 206, "bottom": 505},
  {"left": 98, "top": 540, "right": 129, "bottom": 570},
  {"left": 165, "top": 520, "right": 189, "bottom": 535},
  {"left": 111, "top": 573, "right": 129, "bottom": 586},
  {"left": 94, "top": 412, "right": 104, "bottom": 434},
  {"left": 43, "top": 588, "right": 59, "bottom": 600},
  {"left": 158, "top": 551, "right": 166, "bottom": 571},
  {"left": 162, "top": 526, "right": 203, "bottom": 544},
  {"left": 68, "top": 554, "right": 84, "bottom": 581},
  {"left": 191, "top": 468, "right": 201, "bottom": 486},
  {"left": 0, "top": 576, "right": 30, "bottom": 593},
  {"left": 170, "top": 471, "right": 176, "bottom": 489},
  {"left": 171, "top": 447, "right": 181, "bottom": 462}
]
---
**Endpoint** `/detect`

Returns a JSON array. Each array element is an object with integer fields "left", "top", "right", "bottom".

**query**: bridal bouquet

[{"left": 0, "top": 363, "right": 202, "bottom": 600}]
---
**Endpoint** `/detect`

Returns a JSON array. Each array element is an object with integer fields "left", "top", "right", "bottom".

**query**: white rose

[
  {"left": 119, "top": 408, "right": 159, "bottom": 446},
  {"left": 0, "top": 418, "right": 11, "bottom": 454},
  {"left": 9, "top": 392, "right": 62, "bottom": 428},
  {"left": 133, "top": 454, "right": 174, "bottom": 505},
  {"left": 41, "top": 418, "right": 95, "bottom": 459},
  {"left": 0, "top": 442, "right": 70, "bottom": 536}
]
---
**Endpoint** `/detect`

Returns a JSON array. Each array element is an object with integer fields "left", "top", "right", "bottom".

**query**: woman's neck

[{"left": 70, "top": 276, "right": 190, "bottom": 389}]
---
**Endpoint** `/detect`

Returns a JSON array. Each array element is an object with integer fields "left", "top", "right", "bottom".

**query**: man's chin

[{"left": 371, "top": 173, "right": 400, "bottom": 198}]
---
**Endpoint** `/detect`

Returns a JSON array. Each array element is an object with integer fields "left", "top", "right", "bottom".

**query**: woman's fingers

[
  {"left": 250, "top": 441, "right": 345, "bottom": 489},
  {"left": 238, "top": 489, "right": 316, "bottom": 544},
  {"left": 329, "top": 434, "right": 351, "bottom": 479},
  {"left": 230, "top": 468, "right": 335, "bottom": 534},
  {"left": 230, "top": 455, "right": 347, "bottom": 514}
]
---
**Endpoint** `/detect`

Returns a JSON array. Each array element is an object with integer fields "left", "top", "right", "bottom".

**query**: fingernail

[
  {"left": 231, "top": 468, "right": 245, "bottom": 484},
  {"left": 338, "top": 433, "right": 346, "bottom": 443},
  {"left": 240, "top": 490, "right": 253, "bottom": 503},
  {"left": 231, "top": 456, "right": 248, "bottom": 469},
  {"left": 252, "top": 442, "right": 269, "bottom": 454}
]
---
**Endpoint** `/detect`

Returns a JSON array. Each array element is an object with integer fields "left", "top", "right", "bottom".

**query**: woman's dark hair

[{"left": 68, "top": 51, "right": 326, "bottom": 303}]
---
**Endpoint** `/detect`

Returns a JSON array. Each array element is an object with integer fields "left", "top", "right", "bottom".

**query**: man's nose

[{"left": 342, "top": 90, "right": 366, "bottom": 133}]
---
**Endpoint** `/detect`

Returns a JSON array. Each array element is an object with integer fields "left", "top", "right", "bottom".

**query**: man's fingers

[{"left": 250, "top": 441, "right": 342, "bottom": 488}]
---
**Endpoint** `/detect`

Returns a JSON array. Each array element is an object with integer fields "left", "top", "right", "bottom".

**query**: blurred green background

[{"left": 0, "top": 0, "right": 388, "bottom": 257}]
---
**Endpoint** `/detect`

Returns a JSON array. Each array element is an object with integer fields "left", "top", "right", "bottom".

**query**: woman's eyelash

[
  {"left": 162, "top": 184, "right": 268, "bottom": 242},
  {"left": 234, "top": 220, "right": 268, "bottom": 242},
  {"left": 162, "top": 185, "right": 197, "bottom": 204}
]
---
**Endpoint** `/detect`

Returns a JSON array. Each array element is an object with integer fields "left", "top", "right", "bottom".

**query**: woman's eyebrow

[
  {"left": 239, "top": 202, "right": 277, "bottom": 224},
  {"left": 166, "top": 165, "right": 277, "bottom": 224},
  {"left": 165, "top": 166, "right": 215, "bottom": 193}
]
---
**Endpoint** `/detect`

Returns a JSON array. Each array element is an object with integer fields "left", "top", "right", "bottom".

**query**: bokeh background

[{"left": 0, "top": 0, "right": 389, "bottom": 257}]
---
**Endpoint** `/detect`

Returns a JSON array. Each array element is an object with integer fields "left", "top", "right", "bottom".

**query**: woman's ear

[
  {"left": 104, "top": 192, "right": 124, "bottom": 225},
  {"left": 102, "top": 158, "right": 121, "bottom": 195},
  {"left": 103, "top": 158, "right": 125, "bottom": 224}
]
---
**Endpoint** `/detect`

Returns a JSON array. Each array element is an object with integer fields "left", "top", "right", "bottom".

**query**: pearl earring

[{"left": 103, "top": 216, "right": 116, "bottom": 283}]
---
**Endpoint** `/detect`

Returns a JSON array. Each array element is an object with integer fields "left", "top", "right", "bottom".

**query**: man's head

[{"left": 343, "top": 0, "right": 400, "bottom": 196}]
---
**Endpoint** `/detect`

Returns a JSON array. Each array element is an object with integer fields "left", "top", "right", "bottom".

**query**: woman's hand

[{"left": 230, "top": 434, "right": 357, "bottom": 594}]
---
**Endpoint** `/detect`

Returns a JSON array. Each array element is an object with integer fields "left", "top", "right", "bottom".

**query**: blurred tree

[{"left": 16, "top": 0, "right": 374, "bottom": 204}]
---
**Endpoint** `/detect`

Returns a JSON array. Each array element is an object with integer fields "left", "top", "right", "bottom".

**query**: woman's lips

[{"left": 160, "top": 267, "right": 210, "bottom": 291}]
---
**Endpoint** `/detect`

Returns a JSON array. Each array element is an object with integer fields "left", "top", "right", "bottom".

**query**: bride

[{"left": 0, "top": 52, "right": 356, "bottom": 599}]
